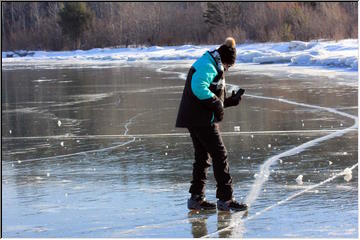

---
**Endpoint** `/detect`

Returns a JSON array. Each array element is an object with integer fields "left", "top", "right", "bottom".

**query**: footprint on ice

[{"left": 296, "top": 175, "right": 303, "bottom": 185}]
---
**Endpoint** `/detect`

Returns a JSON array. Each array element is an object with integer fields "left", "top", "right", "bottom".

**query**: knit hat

[{"left": 217, "top": 37, "right": 236, "bottom": 65}]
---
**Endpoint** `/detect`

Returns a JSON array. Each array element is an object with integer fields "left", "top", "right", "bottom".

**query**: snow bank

[
  {"left": 236, "top": 39, "right": 358, "bottom": 70},
  {"left": 2, "top": 39, "right": 358, "bottom": 71}
]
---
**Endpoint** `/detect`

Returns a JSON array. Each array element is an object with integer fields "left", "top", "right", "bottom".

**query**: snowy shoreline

[{"left": 2, "top": 39, "right": 358, "bottom": 71}]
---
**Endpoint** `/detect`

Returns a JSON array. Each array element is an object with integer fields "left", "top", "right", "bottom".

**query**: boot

[
  {"left": 217, "top": 198, "right": 248, "bottom": 212},
  {"left": 187, "top": 194, "right": 216, "bottom": 210}
]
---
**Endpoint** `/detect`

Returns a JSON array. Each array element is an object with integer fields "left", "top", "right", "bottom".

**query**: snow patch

[
  {"left": 343, "top": 168, "right": 352, "bottom": 182},
  {"left": 296, "top": 175, "right": 304, "bottom": 185}
]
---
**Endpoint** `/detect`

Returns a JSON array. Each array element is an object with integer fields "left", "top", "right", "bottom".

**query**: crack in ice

[
  {"left": 201, "top": 93, "right": 358, "bottom": 238},
  {"left": 5, "top": 113, "right": 145, "bottom": 164}
]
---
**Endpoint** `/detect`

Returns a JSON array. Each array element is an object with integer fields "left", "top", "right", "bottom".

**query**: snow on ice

[
  {"left": 296, "top": 175, "right": 304, "bottom": 185},
  {"left": 343, "top": 167, "right": 353, "bottom": 182}
]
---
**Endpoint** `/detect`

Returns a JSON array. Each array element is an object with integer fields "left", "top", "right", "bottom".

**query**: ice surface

[
  {"left": 243, "top": 93, "right": 358, "bottom": 208},
  {"left": 2, "top": 54, "right": 358, "bottom": 238},
  {"left": 2, "top": 39, "right": 357, "bottom": 71},
  {"left": 57, "top": 120, "right": 62, "bottom": 127},
  {"left": 234, "top": 126, "right": 241, "bottom": 131}
]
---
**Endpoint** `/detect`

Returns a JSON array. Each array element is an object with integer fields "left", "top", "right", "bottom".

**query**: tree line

[{"left": 2, "top": 2, "right": 358, "bottom": 51}]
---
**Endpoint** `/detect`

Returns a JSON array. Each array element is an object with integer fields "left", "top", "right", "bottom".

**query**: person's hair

[{"left": 217, "top": 37, "right": 236, "bottom": 65}]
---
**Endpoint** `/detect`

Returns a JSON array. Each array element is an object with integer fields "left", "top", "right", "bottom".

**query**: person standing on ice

[{"left": 176, "top": 37, "right": 247, "bottom": 211}]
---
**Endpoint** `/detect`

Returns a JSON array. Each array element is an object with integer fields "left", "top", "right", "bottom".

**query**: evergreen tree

[{"left": 58, "top": 2, "right": 93, "bottom": 49}]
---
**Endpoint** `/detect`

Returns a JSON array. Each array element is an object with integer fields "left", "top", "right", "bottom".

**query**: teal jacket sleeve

[
  {"left": 190, "top": 62, "right": 224, "bottom": 123},
  {"left": 191, "top": 64, "right": 216, "bottom": 100},
  {"left": 191, "top": 71, "right": 215, "bottom": 100}
]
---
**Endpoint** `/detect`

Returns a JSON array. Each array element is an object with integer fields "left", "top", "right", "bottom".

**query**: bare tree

[{"left": 2, "top": 2, "right": 357, "bottom": 51}]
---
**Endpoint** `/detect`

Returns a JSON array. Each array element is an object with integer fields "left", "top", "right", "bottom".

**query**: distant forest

[{"left": 2, "top": 2, "right": 358, "bottom": 51}]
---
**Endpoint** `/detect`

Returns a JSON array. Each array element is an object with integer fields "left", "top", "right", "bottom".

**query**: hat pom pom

[{"left": 224, "top": 37, "right": 236, "bottom": 48}]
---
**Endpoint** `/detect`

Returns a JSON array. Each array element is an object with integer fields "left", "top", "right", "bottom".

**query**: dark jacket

[{"left": 176, "top": 51, "right": 228, "bottom": 128}]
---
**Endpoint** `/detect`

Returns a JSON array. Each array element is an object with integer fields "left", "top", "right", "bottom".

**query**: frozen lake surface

[{"left": 2, "top": 61, "right": 358, "bottom": 237}]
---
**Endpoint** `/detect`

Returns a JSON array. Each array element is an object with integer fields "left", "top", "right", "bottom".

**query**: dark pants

[{"left": 188, "top": 124, "right": 233, "bottom": 201}]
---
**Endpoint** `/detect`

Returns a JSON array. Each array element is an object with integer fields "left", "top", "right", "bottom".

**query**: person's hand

[{"left": 224, "top": 89, "right": 244, "bottom": 107}]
